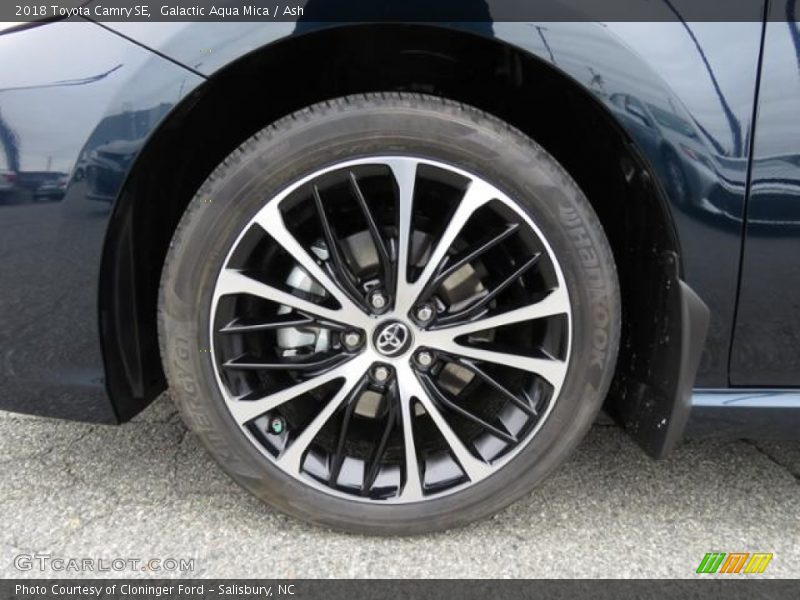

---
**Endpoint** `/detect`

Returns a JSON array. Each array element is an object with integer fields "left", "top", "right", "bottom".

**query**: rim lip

[{"left": 208, "top": 155, "right": 573, "bottom": 505}]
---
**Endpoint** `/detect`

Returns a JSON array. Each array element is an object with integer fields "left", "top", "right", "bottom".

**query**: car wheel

[
  {"left": 664, "top": 150, "right": 690, "bottom": 207},
  {"left": 159, "top": 93, "right": 620, "bottom": 534}
]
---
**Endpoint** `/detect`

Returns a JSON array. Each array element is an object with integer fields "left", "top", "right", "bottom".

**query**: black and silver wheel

[{"left": 159, "top": 93, "right": 620, "bottom": 533}]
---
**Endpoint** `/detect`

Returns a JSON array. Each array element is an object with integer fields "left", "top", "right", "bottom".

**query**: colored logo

[{"left": 696, "top": 552, "right": 773, "bottom": 574}]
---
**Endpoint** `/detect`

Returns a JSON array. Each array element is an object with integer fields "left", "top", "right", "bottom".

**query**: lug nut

[
  {"left": 368, "top": 289, "right": 388, "bottom": 311},
  {"left": 415, "top": 304, "right": 434, "bottom": 323},
  {"left": 310, "top": 239, "right": 329, "bottom": 261},
  {"left": 342, "top": 331, "right": 362, "bottom": 350},
  {"left": 415, "top": 350, "right": 434, "bottom": 368},
  {"left": 371, "top": 364, "right": 391, "bottom": 383}
]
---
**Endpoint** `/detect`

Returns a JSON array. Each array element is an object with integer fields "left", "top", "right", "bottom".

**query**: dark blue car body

[{"left": 1, "top": 3, "right": 798, "bottom": 456}]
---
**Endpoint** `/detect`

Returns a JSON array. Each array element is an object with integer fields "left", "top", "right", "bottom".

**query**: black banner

[
  {"left": 3, "top": 580, "right": 800, "bottom": 600},
  {"left": 1, "top": 0, "right": 781, "bottom": 24}
]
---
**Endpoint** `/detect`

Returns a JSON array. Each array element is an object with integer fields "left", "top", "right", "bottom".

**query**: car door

[{"left": 731, "top": 14, "right": 800, "bottom": 385}]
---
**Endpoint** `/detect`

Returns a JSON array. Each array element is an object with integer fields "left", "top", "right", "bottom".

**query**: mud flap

[{"left": 606, "top": 274, "right": 710, "bottom": 459}]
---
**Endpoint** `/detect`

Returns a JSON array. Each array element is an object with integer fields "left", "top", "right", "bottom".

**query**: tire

[{"left": 159, "top": 93, "right": 620, "bottom": 534}]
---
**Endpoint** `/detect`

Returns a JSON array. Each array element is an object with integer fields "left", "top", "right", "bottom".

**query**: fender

[{"left": 0, "top": 21, "right": 204, "bottom": 422}]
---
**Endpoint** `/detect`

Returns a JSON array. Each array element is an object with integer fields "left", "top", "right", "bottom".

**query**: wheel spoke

[
  {"left": 386, "top": 158, "right": 417, "bottom": 310},
  {"left": 276, "top": 358, "right": 370, "bottom": 473},
  {"left": 311, "top": 184, "right": 370, "bottom": 312},
  {"left": 220, "top": 312, "right": 348, "bottom": 334},
  {"left": 418, "top": 222, "right": 520, "bottom": 303},
  {"left": 364, "top": 380, "right": 399, "bottom": 492},
  {"left": 436, "top": 252, "right": 542, "bottom": 326},
  {"left": 397, "top": 363, "right": 492, "bottom": 483},
  {"left": 214, "top": 269, "right": 369, "bottom": 330},
  {"left": 219, "top": 313, "right": 315, "bottom": 334},
  {"left": 329, "top": 376, "right": 370, "bottom": 485},
  {"left": 418, "top": 372, "right": 517, "bottom": 443},
  {"left": 222, "top": 352, "right": 349, "bottom": 374},
  {"left": 225, "top": 356, "right": 367, "bottom": 425},
  {"left": 396, "top": 365, "right": 423, "bottom": 500},
  {"left": 349, "top": 172, "right": 394, "bottom": 295},
  {"left": 453, "top": 358, "right": 538, "bottom": 417},
  {"left": 252, "top": 203, "right": 372, "bottom": 327},
  {"left": 396, "top": 178, "right": 494, "bottom": 314},
  {"left": 422, "top": 340, "right": 567, "bottom": 389},
  {"left": 430, "top": 286, "right": 570, "bottom": 338}
]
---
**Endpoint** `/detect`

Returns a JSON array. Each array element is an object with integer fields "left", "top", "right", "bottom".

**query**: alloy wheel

[{"left": 209, "top": 156, "right": 572, "bottom": 503}]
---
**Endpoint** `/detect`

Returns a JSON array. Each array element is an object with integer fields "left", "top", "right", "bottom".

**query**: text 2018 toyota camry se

[{"left": 1, "top": 3, "right": 799, "bottom": 534}]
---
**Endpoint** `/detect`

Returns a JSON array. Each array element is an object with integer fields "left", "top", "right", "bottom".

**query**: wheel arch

[{"left": 99, "top": 23, "right": 702, "bottom": 456}]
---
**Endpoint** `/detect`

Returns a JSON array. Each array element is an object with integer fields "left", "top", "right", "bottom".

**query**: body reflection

[
  {"left": 79, "top": 103, "right": 171, "bottom": 202},
  {"left": 607, "top": 92, "right": 717, "bottom": 210},
  {"left": 731, "top": 9, "right": 800, "bottom": 385},
  {"left": 0, "top": 22, "right": 200, "bottom": 421}
]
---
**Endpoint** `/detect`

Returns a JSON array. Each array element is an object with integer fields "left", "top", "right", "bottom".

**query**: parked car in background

[
  {"left": 32, "top": 173, "right": 68, "bottom": 202},
  {"left": 0, "top": 168, "right": 15, "bottom": 200},
  {"left": 85, "top": 140, "right": 139, "bottom": 202}
]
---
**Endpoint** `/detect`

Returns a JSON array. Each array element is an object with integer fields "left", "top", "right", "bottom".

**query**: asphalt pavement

[{"left": 1, "top": 394, "right": 798, "bottom": 578}]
